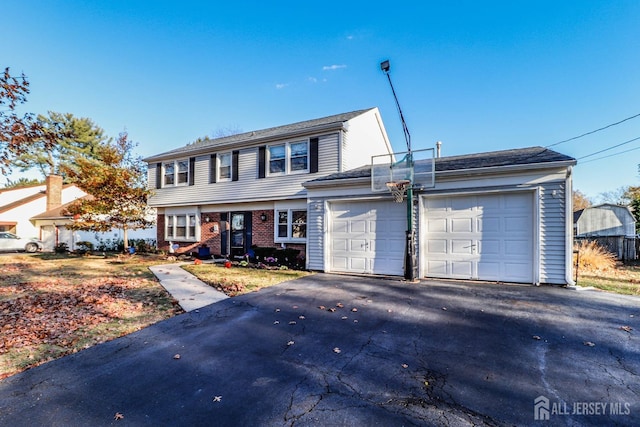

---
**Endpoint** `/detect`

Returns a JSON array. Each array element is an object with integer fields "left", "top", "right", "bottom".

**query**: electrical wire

[
  {"left": 577, "top": 135, "right": 640, "bottom": 160},
  {"left": 579, "top": 145, "right": 640, "bottom": 165},
  {"left": 546, "top": 112, "right": 640, "bottom": 148}
]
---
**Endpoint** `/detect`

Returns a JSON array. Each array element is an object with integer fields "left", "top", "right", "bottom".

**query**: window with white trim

[
  {"left": 165, "top": 214, "right": 197, "bottom": 241},
  {"left": 267, "top": 141, "right": 308, "bottom": 176},
  {"left": 163, "top": 159, "right": 189, "bottom": 186},
  {"left": 218, "top": 152, "right": 232, "bottom": 181},
  {"left": 275, "top": 209, "right": 307, "bottom": 242}
]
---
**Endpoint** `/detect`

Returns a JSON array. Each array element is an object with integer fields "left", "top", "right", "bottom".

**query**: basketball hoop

[{"left": 386, "top": 180, "right": 411, "bottom": 203}]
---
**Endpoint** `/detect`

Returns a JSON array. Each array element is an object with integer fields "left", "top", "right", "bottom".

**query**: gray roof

[
  {"left": 144, "top": 108, "right": 375, "bottom": 162},
  {"left": 306, "top": 146, "right": 576, "bottom": 183}
]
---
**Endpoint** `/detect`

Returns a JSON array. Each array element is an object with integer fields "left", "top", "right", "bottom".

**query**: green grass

[
  {"left": 577, "top": 264, "right": 640, "bottom": 296},
  {"left": 182, "top": 263, "right": 312, "bottom": 296}
]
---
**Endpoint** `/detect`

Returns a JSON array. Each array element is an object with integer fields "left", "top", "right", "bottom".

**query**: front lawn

[
  {"left": 182, "top": 263, "right": 312, "bottom": 296},
  {"left": 576, "top": 263, "right": 640, "bottom": 296},
  {"left": 0, "top": 253, "right": 182, "bottom": 380}
]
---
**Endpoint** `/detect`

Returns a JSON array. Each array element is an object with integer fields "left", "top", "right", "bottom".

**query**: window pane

[
  {"left": 290, "top": 142, "right": 308, "bottom": 171},
  {"left": 219, "top": 153, "right": 231, "bottom": 180},
  {"left": 166, "top": 216, "right": 174, "bottom": 238},
  {"left": 176, "top": 216, "right": 186, "bottom": 237},
  {"left": 269, "top": 145, "right": 285, "bottom": 159},
  {"left": 270, "top": 159, "right": 285, "bottom": 174},
  {"left": 164, "top": 163, "right": 175, "bottom": 185},
  {"left": 269, "top": 145, "right": 286, "bottom": 174},
  {"left": 177, "top": 160, "right": 189, "bottom": 184},
  {"left": 292, "top": 211, "right": 307, "bottom": 238},
  {"left": 188, "top": 216, "right": 196, "bottom": 238},
  {"left": 277, "top": 211, "right": 288, "bottom": 238}
]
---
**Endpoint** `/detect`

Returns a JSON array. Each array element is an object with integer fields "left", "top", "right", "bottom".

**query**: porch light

[{"left": 260, "top": 212, "right": 267, "bottom": 222}]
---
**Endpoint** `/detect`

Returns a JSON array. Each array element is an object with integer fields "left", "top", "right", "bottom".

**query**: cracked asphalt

[{"left": 0, "top": 274, "right": 638, "bottom": 426}]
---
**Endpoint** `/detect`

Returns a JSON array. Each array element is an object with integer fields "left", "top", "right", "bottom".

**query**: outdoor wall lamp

[
  {"left": 204, "top": 216, "right": 211, "bottom": 223},
  {"left": 260, "top": 212, "right": 267, "bottom": 222}
]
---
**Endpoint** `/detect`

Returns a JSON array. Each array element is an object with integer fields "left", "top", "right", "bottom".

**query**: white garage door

[
  {"left": 329, "top": 200, "right": 406, "bottom": 275},
  {"left": 421, "top": 192, "right": 534, "bottom": 283}
]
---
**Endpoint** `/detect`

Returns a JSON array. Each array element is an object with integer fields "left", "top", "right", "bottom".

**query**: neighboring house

[
  {"left": 303, "top": 146, "right": 577, "bottom": 285},
  {"left": 574, "top": 203, "right": 636, "bottom": 260},
  {"left": 1, "top": 175, "right": 156, "bottom": 251},
  {"left": 144, "top": 108, "right": 393, "bottom": 260},
  {"left": 145, "top": 107, "right": 576, "bottom": 285},
  {"left": 0, "top": 176, "right": 86, "bottom": 240}
]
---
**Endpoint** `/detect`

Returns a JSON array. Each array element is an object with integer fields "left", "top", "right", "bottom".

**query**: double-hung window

[
  {"left": 165, "top": 214, "right": 197, "bottom": 241},
  {"left": 218, "top": 152, "right": 232, "bottom": 181},
  {"left": 163, "top": 159, "right": 189, "bottom": 186},
  {"left": 275, "top": 209, "right": 307, "bottom": 242},
  {"left": 267, "top": 141, "right": 308, "bottom": 176}
]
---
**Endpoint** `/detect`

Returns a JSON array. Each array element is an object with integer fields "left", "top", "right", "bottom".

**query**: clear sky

[{"left": 3, "top": 0, "right": 639, "bottom": 201}]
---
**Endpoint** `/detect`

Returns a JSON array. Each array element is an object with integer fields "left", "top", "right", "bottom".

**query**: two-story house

[{"left": 144, "top": 108, "right": 393, "bottom": 263}]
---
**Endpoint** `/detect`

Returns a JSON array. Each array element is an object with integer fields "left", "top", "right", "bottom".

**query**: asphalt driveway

[{"left": 0, "top": 274, "right": 638, "bottom": 426}]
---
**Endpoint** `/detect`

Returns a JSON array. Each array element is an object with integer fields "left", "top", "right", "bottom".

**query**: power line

[
  {"left": 577, "top": 135, "right": 640, "bottom": 160},
  {"left": 579, "top": 145, "right": 640, "bottom": 165},
  {"left": 546, "top": 112, "right": 640, "bottom": 148}
]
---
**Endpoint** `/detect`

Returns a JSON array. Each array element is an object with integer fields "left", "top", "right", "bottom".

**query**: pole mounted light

[{"left": 380, "top": 59, "right": 417, "bottom": 281}]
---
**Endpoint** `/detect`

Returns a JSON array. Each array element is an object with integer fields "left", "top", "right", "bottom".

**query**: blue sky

[{"left": 3, "top": 1, "right": 639, "bottom": 201}]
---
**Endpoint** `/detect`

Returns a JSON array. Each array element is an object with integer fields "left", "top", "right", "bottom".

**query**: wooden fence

[{"left": 574, "top": 236, "right": 637, "bottom": 261}]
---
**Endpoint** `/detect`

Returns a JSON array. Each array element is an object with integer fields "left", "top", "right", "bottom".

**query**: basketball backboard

[{"left": 371, "top": 148, "right": 435, "bottom": 192}]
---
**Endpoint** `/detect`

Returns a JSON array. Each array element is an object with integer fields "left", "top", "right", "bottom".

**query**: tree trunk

[{"left": 123, "top": 225, "right": 129, "bottom": 253}]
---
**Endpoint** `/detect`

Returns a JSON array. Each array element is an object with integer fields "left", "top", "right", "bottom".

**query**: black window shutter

[
  {"left": 244, "top": 211, "right": 252, "bottom": 250},
  {"left": 310, "top": 137, "right": 319, "bottom": 173},
  {"left": 210, "top": 154, "right": 217, "bottom": 184},
  {"left": 155, "top": 163, "right": 162, "bottom": 189},
  {"left": 220, "top": 212, "right": 228, "bottom": 256},
  {"left": 258, "top": 146, "right": 266, "bottom": 178},
  {"left": 232, "top": 150, "right": 239, "bottom": 182},
  {"left": 189, "top": 157, "right": 195, "bottom": 186}
]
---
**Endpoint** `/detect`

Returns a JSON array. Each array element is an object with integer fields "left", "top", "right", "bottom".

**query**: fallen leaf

[
  {"left": 351, "top": 308, "right": 358, "bottom": 312},
  {"left": 402, "top": 363, "right": 408, "bottom": 368},
  {"left": 387, "top": 309, "right": 392, "bottom": 313},
  {"left": 424, "top": 381, "right": 429, "bottom": 387},
  {"left": 213, "top": 396, "right": 222, "bottom": 402},
  {"left": 341, "top": 316, "right": 348, "bottom": 320},
  {"left": 318, "top": 305, "right": 326, "bottom": 310},
  {"left": 584, "top": 341, "right": 596, "bottom": 347},
  {"left": 298, "top": 315, "right": 305, "bottom": 320},
  {"left": 336, "top": 303, "right": 344, "bottom": 308},
  {"left": 287, "top": 341, "right": 295, "bottom": 346},
  {"left": 353, "top": 320, "right": 358, "bottom": 323},
  {"left": 333, "top": 347, "right": 341, "bottom": 353},
  {"left": 289, "top": 321, "right": 296, "bottom": 325},
  {"left": 173, "top": 354, "right": 181, "bottom": 359},
  {"left": 532, "top": 335, "right": 541, "bottom": 340},
  {"left": 442, "top": 307, "right": 447, "bottom": 311},
  {"left": 328, "top": 308, "right": 336, "bottom": 312},
  {"left": 114, "top": 412, "right": 124, "bottom": 420},
  {"left": 275, "top": 308, "right": 281, "bottom": 312},
  {"left": 273, "top": 321, "right": 280, "bottom": 325},
  {"left": 620, "top": 326, "right": 633, "bottom": 333},
  {"left": 292, "top": 305, "right": 299, "bottom": 309}
]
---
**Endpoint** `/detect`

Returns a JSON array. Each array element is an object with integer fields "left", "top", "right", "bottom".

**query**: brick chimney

[{"left": 46, "top": 175, "right": 63, "bottom": 211}]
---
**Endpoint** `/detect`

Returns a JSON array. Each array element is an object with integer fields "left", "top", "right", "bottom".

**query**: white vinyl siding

[
  {"left": 148, "top": 134, "right": 340, "bottom": 207},
  {"left": 538, "top": 182, "right": 567, "bottom": 284}
]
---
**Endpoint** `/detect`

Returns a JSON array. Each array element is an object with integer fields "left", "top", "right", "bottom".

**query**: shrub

[
  {"left": 574, "top": 240, "right": 616, "bottom": 272},
  {"left": 75, "top": 241, "right": 94, "bottom": 254},
  {"left": 54, "top": 242, "right": 69, "bottom": 254}
]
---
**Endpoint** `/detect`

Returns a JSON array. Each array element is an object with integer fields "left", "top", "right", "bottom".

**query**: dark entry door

[{"left": 229, "top": 212, "right": 252, "bottom": 258}]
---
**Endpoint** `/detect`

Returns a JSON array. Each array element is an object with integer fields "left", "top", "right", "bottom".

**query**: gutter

[{"left": 565, "top": 166, "right": 576, "bottom": 286}]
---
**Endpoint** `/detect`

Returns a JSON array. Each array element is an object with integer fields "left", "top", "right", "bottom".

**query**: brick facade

[{"left": 157, "top": 210, "right": 306, "bottom": 261}]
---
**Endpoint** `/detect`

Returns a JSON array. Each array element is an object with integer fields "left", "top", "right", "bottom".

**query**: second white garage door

[
  {"left": 329, "top": 200, "right": 406, "bottom": 275},
  {"left": 421, "top": 192, "right": 534, "bottom": 283}
]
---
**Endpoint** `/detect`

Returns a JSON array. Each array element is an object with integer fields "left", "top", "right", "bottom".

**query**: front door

[{"left": 223, "top": 212, "right": 253, "bottom": 259}]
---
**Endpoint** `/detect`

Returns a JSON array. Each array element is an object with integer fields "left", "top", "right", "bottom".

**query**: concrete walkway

[{"left": 148, "top": 263, "right": 228, "bottom": 312}]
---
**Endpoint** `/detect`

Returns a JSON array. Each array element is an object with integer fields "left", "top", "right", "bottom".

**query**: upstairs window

[
  {"left": 218, "top": 152, "right": 232, "bottom": 181},
  {"left": 267, "top": 141, "right": 308, "bottom": 176},
  {"left": 163, "top": 159, "right": 190, "bottom": 187}
]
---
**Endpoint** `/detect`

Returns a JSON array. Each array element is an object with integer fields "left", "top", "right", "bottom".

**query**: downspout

[{"left": 565, "top": 166, "right": 575, "bottom": 286}]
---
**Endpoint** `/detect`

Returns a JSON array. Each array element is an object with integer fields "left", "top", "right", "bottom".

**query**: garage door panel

[
  {"left": 451, "top": 239, "right": 473, "bottom": 254},
  {"left": 422, "top": 192, "right": 533, "bottom": 283},
  {"left": 451, "top": 218, "right": 472, "bottom": 232},
  {"left": 330, "top": 200, "right": 405, "bottom": 275}
]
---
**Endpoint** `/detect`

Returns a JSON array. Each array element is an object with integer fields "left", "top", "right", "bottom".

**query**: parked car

[{"left": 0, "top": 232, "right": 43, "bottom": 253}]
